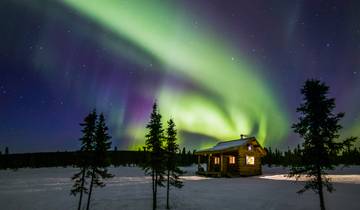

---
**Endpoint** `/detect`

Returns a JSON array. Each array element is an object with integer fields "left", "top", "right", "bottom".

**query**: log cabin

[{"left": 194, "top": 136, "right": 266, "bottom": 177}]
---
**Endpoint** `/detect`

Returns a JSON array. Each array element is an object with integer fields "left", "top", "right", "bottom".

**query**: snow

[
  {"left": 0, "top": 166, "right": 359, "bottom": 210},
  {"left": 261, "top": 174, "right": 360, "bottom": 184}
]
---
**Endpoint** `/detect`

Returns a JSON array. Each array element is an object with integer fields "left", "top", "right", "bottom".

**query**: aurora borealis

[{"left": 1, "top": 1, "right": 359, "bottom": 153}]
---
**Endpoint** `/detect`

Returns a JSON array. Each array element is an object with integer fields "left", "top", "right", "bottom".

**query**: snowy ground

[{"left": 0, "top": 166, "right": 359, "bottom": 210}]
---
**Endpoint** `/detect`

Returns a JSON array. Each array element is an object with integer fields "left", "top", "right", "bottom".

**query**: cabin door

[{"left": 226, "top": 155, "right": 237, "bottom": 174}]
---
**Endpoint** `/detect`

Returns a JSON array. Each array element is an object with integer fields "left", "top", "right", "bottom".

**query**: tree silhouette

[
  {"left": 290, "top": 79, "right": 357, "bottom": 210},
  {"left": 5, "top": 147, "right": 9, "bottom": 155},
  {"left": 165, "top": 119, "right": 184, "bottom": 209},
  {"left": 71, "top": 110, "right": 97, "bottom": 210},
  {"left": 143, "top": 102, "right": 166, "bottom": 210},
  {"left": 86, "top": 113, "right": 113, "bottom": 210}
]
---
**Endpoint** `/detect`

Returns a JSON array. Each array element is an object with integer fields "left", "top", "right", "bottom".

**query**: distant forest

[
  {"left": 0, "top": 149, "right": 196, "bottom": 169},
  {"left": 262, "top": 146, "right": 360, "bottom": 166},
  {"left": 1, "top": 145, "right": 360, "bottom": 169}
]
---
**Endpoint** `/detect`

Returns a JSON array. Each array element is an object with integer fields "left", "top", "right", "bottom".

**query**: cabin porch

[{"left": 196, "top": 152, "right": 240, "bottom": 177}]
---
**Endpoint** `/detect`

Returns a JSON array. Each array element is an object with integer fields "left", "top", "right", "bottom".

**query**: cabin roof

[{"left": 195, "top": 137, "right": 257, "bottom": 154}]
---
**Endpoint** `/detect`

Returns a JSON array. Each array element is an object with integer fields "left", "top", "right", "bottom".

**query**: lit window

[
  {"left": 214, "top": 157, "right": 220, "bottom": 164},
  {"left": 246, "top": 155, "right": 255, "bottom": 165},
  {"left": 229, "top": 156, "right": 236, "bottom": 164},
  {"left": 248, "top": 145, "right": 252, "bottom": 151}
]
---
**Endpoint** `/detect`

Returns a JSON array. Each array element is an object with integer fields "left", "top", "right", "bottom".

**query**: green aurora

[
  {"left": 1, "top": 1, "right": 360, "bottom": 153},
  {"left": 62, "top": 0, "right": 289, "bottom": 149},
  {"left": 65, "top": 0, "right": 289, "bottom": 148}
]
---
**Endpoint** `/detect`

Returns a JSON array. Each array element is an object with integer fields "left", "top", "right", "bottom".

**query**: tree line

[
  {"left": 0, "top": 146, "right": 9, "bottom": 155},
  {"left": 0, "top": 149, "right": 196, "bottom": 170},
  {"left": 4, "top": 143, "right": 360, "bottom": 170},
  {"left": 262, "top": 144, "right": 360, "bottom": 167}
]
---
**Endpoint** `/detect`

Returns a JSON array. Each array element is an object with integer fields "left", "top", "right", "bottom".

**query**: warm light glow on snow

[
  {"left": 260, "top": 174, "right": 360, "bottom": 184},
  {"left": 180, "top": 176, "right": 212, "bottom": 181}
]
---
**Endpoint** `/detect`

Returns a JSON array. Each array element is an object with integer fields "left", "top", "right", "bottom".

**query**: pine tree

[
  {"left": 86, "top": 113, "right": 113, "bottom": 210},
  {"left": 71, "top": 110, "right": 97, "bottom": 210},
  {"left": 290, "top": 79, "right": 357, "bottom": 210},
  {"left": 5, "top": 147, "right": 9, "bottom": 155},
  {"left": 143, "top": 102, "right": 166, "bottom": 210},
  {"left": 165, "top": 119, "right": 184, "bottom": 209}
]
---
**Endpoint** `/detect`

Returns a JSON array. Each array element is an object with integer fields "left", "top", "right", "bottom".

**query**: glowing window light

[
  {"left": 214, "top": 157, "right": 220, "bottom": 164},
  {"left": 246, "top": 155, "right": 255, "bottom": 165},
  {"left": 248, "top": 145, "right": 252, "bottom": 151},
  {"left": 229, "top": 156, "right": 236, "bottom": 164}
]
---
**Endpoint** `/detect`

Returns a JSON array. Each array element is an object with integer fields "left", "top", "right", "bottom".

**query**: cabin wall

[{"left": 237, "top": 145, "right": 262, "bottom": 176}]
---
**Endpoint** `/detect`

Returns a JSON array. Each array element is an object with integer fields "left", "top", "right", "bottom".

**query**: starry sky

[{"left": 1, "top": 0, "right": 359, "bottom": 153}]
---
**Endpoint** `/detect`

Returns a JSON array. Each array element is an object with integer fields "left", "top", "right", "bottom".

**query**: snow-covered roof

[{"left": 195, "top": 137, "right": 256, "bottom": 154}]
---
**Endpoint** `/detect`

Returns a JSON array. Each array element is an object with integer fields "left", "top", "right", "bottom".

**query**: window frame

[
  {"left": 246, "top": 155, "right": 255, "bottom": 165},
  {"left": 214, "top": 157, "right": 220, "bottom": 165},
  {"left": 229, "top": 156, "right": 236, "bottom": 164}
]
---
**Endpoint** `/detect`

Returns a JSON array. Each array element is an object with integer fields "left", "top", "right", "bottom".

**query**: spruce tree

[
  {"left": 71, "top": 110, "right": 97, "bottom": 210},
  {"left": 165, "top": 119, "right": 184, "bottom": 209},
  {"left": 290, "top": 79, "right": 357, "bottom": 210},
  {"left": 86, "top": 113, "right": 113, "bottom": 210},
  {"left": 143, "top": 102, "right": 166, "bottom": 210}
]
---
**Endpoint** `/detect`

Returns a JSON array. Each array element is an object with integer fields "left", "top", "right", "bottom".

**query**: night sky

[{"left": 1, "top": 1, "right": 359, "bottom": 153}]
